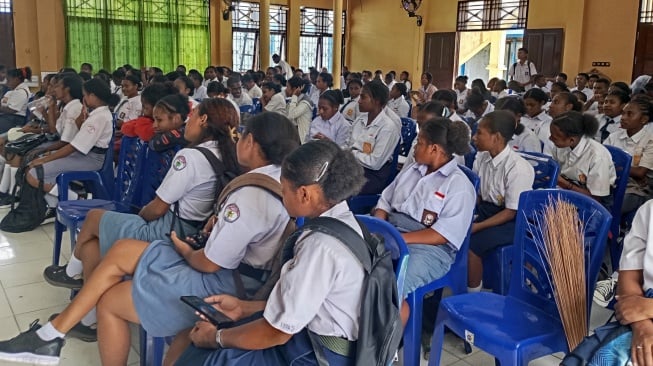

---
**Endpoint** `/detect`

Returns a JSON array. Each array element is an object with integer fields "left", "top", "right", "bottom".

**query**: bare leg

[
  {"left": 25, "top": 171, "right": 53, "bottom": 192},
  {"left": 49, "top": 239, "right": 148, "bottom": 334},
  {"left": 467, "top": 252, "right": 483, "bottom": 288},
  {"left": 97, "top": 281, "right": 139, "bottom": 366},
  {"left": 79, "top": 238, "right": 101, "bottom": 279},
  {"left": 73, "top": 209, "right": 107, "bottom": 258},
  {"left": 400, "top": 300, "right": 410, "bottom": 326},
  {"left": 163, "top": 329, "right": 193, "bottom": 366}
]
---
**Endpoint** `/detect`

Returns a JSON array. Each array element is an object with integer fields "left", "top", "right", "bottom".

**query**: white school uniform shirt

[
  {"left": 70, "top": 105, "right": 113, "bottom": 154},
  {"left": 533, "top": 85, "right": 550, "bottom": 95},
  {"left": 277, "top": 60, "right": 293, "bottom": 78},
  {"left": 264, "top": 201, "right": 363, "bottom": 340},
  {"left": 349, "top": 111, "right": 401, "bottom": 170},
  {"left": 110, "top": 81, "right": 124, "bottom": 99},
  {"left": 594, "top": 114, "right": 622, "bottom": 142},
  {"left": 386, "top": 80, "right": 397, "bottom": 91},
  {"left": 340, "top": 96, "right": 360, "bottom": 124},
  {"left": 464, "top": 101, "right": 495, "bottom": 121},
  {"left": 571, "top": 86, "right": 594, "bottom": 100},
  {"left": 202, "top": 77, "right": 219, "bottom": 88},
  {"left": 286, "top": 95, "right": 314, "bottom": 143},
  {"left": 114, "top": 95, "right": 142, "bottom": 123},
  {"left": 156, "top": 140, "right": 222, "bottom": 222},
  {"left": 310, "top": 86, "right": 323, "bottom": 106},
  {"left": 456, "top": 88, "right": 469, "bottom": 111},
  {"left": 387, "top": 97, "right": 410, "bottom": 118},
  {"left": 247, "top": 84, "right": 263, "bottom": 99},
  {"left": 204, "top": 165, "right": 290, "bottom": 270},
  {"left": 604, "top": 128, "right": 653, "bottom": 196},
  {"left": 401, "top": 80, "right": 412, "bottom": 91},
  {"left": 307, "top": 111, "right": 351, "bottom": 148},
  {"left": 473, "top": 145, "right": 535, "bottom": 210},
  {"left": 520, "top": 110, "right": 553, "bottom": 154},
  {"left": 377, "top": 160, "right": 476, "bottom": 249},
  {"left": 619, "top": 200, "right": 653, "bottom": 291},
  {"left": 586, "top": 101, "right": 600, "bottom": 117},
  {"left": 508, "top": 127, "right": 542, "bottom": 153},
  {"left": 228, "top": 91, "right": 253, "bottom": 107},
  {"left": 1, "top": 81, "right": 30, "bottom": 116},
  {"left": 508, "top": 60, "right": 537, "bottom": 87},
  {"left": 192, "top": 85, "right": 208, "bottom": 101},
  {"left": 551, "top": 136, "right": 616, "bottom": 197},
  {"left": 57, "top": 99, "right": 82, "bottom": 143},
  {"left": 264, "top": 92, "right": 287, "bottom": 115}
]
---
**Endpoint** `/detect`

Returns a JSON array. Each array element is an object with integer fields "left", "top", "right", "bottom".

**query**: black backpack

[
  {"left": 0, "top": 165, "right": 48, "bottom": 233},
  {"left": 283, "top": 216, "right": 403, "bottom": 366}
]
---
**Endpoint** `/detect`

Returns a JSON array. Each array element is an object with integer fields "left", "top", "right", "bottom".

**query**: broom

[{"left": 538, "top": 195, "right": 587, "bottom": 351}]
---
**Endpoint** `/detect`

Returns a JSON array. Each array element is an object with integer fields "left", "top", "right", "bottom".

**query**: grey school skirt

[
  {"left": 132, "top": 239, "right": 263, "bottom": 337},
  {"left": 28, "top": 151, "right": 105, "bottom": 186}
]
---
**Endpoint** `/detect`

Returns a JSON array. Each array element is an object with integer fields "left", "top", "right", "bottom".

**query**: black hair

[
  {"left": 287, "top": 76, "right": 304, "bottom": 90},
  {"left": 188, "top": 69, "right": 203, "bottom": 83},
  {"left": 393, "top": 83, "right": 408, "bottom": 97},
  {"left": 480, "top": 110, "right": 516, "bottom": 143},
  {"left": 418, "top": 100, "right": 450, "bottom": 120},
  {"left": 319, "top": 89, "right": 345, "bottom": 106},
  {"left": 155, "top": 93, "right": 191, "bottom": 121},
  {"left": 466, "top": 88, "right": 486, "bottom": 110},
  {"left": 589, "top": 73, "right": 599, "bottom": 80},
  {"left": 577, "top": 73, "right": 589, "bottom": 81},
  {"left": 60, "top": 67, "right": 77, "bottom": 74},
  {"left": 523, "top": 88, "right": 548, "bottom": 103},
  {"left": 273, "top": 74, "right": 287, "bottom": 86},
  {"left": 112, "top": 69, "right": 126, "bottom": 79},
  {"left": 150, "top": 67, "right": 163, "bottom": 76},
  {"left": 494, "top": 97, "right": 526, "bottom": 134},
  {"left": 557, "top": 72, "right": 568, "bottom": 81},
  {"left": 7, "top": 67, "right": 32, "bottom": 82},
  {"left": 518, "top": 47, "right": 528, "bottom": 53},
  {"left": 150, "top": 75, "right": 168, "bottom": 84},
  {"left": 552, "top": 111, "right": 598, "bottom": 138},
  {"left": 94, "top": 72, "right": 111, "bottom": 86},
  {"left": 83, "top": 78, "right": 120, "bottom": 107},
  {"left": 196, "top": 98, "right": 240, "bottom": 176},
  {"left": 78, "top": 71, "right": 92, "bottom": 82},
  {"left": 594, "top": 78, "right": 610, "bottom": 87},
  {"left": 60, "top": 74, "right": 84, "bottom": 101},
  {"left": 420, "top": 118, "right": 471, "bottom": 157},
  {"left": 165, "top": 71, "right": 182, "bottom": 82},
  {"left": 551, "top": 81, "right": 570, "bottom": 92},
  {"left": 226, "top": 76, "right": 242, "bottom": 88},
  {"left": 610, "top": 81, "right": 632, "bottom": 95},
  {"left": 495, "top": 79, "right": 507, "bottom": 90},
  {"left": 176, "top": 65, "right": 187, "bottom": 72},
  {"left": 243, "top": 112, "right": 301, "bottom": 165},
  {"left": 455, "top": 75, "right": 469, "bottom": 83},
  {"left": 471, "top": 79, "right": 490, "bottom": 99},
  {"left": 606, "top": 89, "right": 631, "bottom": 104},
  {"left": 261, "top": 82, "right": 282, "bottom": 94},
  {"left": 318, "top": 72, "right": 334, "bottom": 88},
  {"left": 207, "top": 81, "right": 228, "bottom": 95},
  {"left": 140, "top": 82, "right": 177, "bottom": 107},
  {"left": 555, "top": 92, "right": 583, "bottom": 111},
  {"left": 432, "top": 89, "right": 455, "bottom": 105},
  {"left": 422, "top": 72, "right": 433, "bottom": 83},
  {"left": 124, "top": 73, "right": 142, "bottom": 87},
  {"left": 362, "top": 80, "right": 390, "bottom": 106},
  {"left": 204, "top": 66, "right": 216, "bottom": 73},
  {"left": 571, "top": 90, "right": 587, "bottom": 103},
  {"left": 81, "top": 63, "right": 93, "bottom": 71},
  {"left": 282, "top": 140, "right": 365, "bottom": 204},
  {"left": 628, "top": 95, "right": 653, "bottom": 121},
  {"left": 242, "top": 74, "right": 253, "bottom": 84},
  {"left": 176, "top": 76, "right": 195, "bottom": 95},
  {"left": 347, "top": 78, "right": 363, "bottom": 89}
]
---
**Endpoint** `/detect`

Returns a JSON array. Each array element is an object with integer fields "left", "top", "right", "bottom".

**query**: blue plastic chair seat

[{"left": 56, "top": 199, "right": 133, "bottom": 229}]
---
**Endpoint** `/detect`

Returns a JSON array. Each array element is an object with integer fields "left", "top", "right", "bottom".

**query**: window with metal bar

[
  {"left": 457, "top": 0, "right": 528, "bottom": 32},
  {"left": 641, "top": 0, "right": 653, "bottom": 23},
  {"left": 299, "top": 7, "right": 345, "bottom": 72},
  {"left": 0, "top": 0, "right": 10, "bottom": 13}
]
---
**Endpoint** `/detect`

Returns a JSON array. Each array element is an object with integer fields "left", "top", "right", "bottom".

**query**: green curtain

[{"left": 64, "top": 0, "right": 210, "bottom": 72}]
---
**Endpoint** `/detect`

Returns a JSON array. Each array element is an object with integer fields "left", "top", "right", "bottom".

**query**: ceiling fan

[
  {"left": 401, "top": 0, "right": 423, "bottom": 26},
  {"left": 222, "top": 0, "right": 235, "bottom": 21}
]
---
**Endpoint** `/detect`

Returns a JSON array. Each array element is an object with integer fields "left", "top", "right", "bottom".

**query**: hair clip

[
  {"left": 442, "top": 106, "right": 450, "bottom": 118},
  {"left": 314, "top": 161, "right": 329, "bottom": 183}
]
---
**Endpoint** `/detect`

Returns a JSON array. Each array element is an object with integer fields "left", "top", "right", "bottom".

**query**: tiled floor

[{"left": 0, "top": 210, "right": 615, "bottom": 366}]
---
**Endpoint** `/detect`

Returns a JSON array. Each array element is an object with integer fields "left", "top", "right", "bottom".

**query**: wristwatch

[{"left": 215, "top": 328, "right": 224, "bottom": 349}]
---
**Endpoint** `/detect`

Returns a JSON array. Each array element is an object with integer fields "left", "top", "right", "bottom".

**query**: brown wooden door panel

[
  {"left": 523, "top": 28, "right": 564, "bottom": 77},
  {"left": 0, "top": 11, "right": 15, "bottom": 69},
  {"left": 423, "top": 32, "right": 457, "bottom": 89},
  {"left": 633, "top": 24, "right": 653, "bottom": 78}
]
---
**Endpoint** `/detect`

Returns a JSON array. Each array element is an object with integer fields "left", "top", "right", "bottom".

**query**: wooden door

[
  {"left": 423, "top": 32, "right": 457, "bottom": 89},
  {"left": 633, "top": 24, "right": 653, "bottom": 79},
  {"left": 523, "top": 28, "right": 564, "bottom": 77},
  {"left": 0, "top": 7, "right": 15, "bottom": 69}
]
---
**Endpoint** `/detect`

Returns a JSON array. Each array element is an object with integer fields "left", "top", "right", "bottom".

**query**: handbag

[{"left": 5, "top": 133, "right": 47, "bottom": 156}]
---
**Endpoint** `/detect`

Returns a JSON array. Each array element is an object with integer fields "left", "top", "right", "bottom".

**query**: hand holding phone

[{"left": 180, "top": 296, "right": 234, "bottom": 327}]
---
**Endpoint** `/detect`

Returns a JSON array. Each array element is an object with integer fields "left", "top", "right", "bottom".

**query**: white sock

[
  {"left": 35, "top": 322, "right": 65, "bottom": 341},
  {"left": 467, "top": 282, "right": 483, "bottom": 293},
  {"left": 8, "top": 166, "right": 17, "bottom": 193},
  {"left": 81, "top": 308, "right": 96, "bottom": 327},
  {"left": 0, "top": 165, "right": 10, "bottom": 193},
  {"left": 65, "top": 252, "right": 83, "bottom": 277}
]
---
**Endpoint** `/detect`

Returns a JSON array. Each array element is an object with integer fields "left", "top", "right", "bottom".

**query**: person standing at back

[
  {"left": 272, "top": 54, "right": 293, "bottom": 79},
  {"left": 508, "top": 48, "right": 537, "bottom": 90}
]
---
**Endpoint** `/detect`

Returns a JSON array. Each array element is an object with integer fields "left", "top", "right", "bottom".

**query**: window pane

[
  {"left": 321, "top": 36, "right": 333, "bottom": 72},
  {"left": 457, "top": 0, "right": 528, "bottom": 31},
  {"left": 0, "top": 0, "right": 11, "bottom": 13},
  {"left": 299, "top": 36, "right": 319, "bottom": 71},
  {"left": 233, "top": 31, "right": 256, "bottom": 72}
]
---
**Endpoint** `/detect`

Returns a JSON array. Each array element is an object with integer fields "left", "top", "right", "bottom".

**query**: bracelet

[{"left": 215, "top": 328, "right": 224, "bottom": 349}]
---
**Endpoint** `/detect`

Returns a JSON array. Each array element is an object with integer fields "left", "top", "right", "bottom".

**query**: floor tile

[
  {"left": 0, "top": 315, "right": 19, "bottom": 340},
  {"left": 5, "top": 282, "right": 71, "bottom": 315},
  {"left": 0, "top": 257, "right": 52, "bottom": 288},
  {"left": 0, "top": 241, "right": 52, "bottom": 266},
  {"left": 0, "top": 289, "right": 14, "bottom": 318},
  {"left": 13, "top": 304, "right": 67, "bottom": 330}
]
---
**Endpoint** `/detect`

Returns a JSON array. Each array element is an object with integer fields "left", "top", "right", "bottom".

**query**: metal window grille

[
  {"left": 299, "top": 7, "right": 345, "bottom": 71},
  {"left": 0, "top": 0, "right": 10, "bottom": 13},
  {"left": 457, "top": 0, "right": 528, "bottom": 31},
  {"left": 641, "top": 0, "right": 653, "bottom": 23}
]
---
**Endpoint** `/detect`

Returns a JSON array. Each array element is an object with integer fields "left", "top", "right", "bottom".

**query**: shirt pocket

[{"left": 418, "top": 196, "right": 445, "bottom": 228}]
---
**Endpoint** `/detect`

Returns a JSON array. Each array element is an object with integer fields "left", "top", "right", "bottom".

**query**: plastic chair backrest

[
  {"left": 451, "top": 165, "right": 481, "bottom": 287},
  {"left": 239, "top": 104, "right": 254, "bottom": 114},
  {"left": 386, "top": 143, "right": 402, "bottom": 186},
  {"left": 355, "top": 215, "right": 410, "bottom": 300},
  {"left": 113, "top": 136, "right": 147, "bottom": 204},
  {"left": 399, "top": 118, "right": 417, "bottom": 157},
  {"left": 517, "top": 151, "right": 560, "bottom": 189},
  {"left": 604, "top": 145, "right": 632, "bottom": 218},
  {"left": 508, "top": 189, "right": 611, "bottom": 324},
  {"left": 464, "top": 145, "right": 477, "bottom": 169},
  {"left": 134, "top": 145, "right": 179, "bottom": 208},
  {"left": 252, "top": 98, "right": 262, "bottom": 113}
]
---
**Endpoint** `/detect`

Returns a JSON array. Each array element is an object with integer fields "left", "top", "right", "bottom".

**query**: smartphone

[
  {"left": 165, "top": 232, "right": 209, "bottom": 250},
  {"left": 180, "top": 296, "right": 234, "bottom": 327}
]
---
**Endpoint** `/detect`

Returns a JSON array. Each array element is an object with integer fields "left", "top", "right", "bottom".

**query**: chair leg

[
  {"left": 52, "top": 220, "right": 65, "bottom": 266},
  {"left": 426, "top": 322, "right": 446, "bottom": 366},
  {"left": 139, "top": 326, "right": 149, "bottom": 366},
  {"left": 609, "top": 235, "right": 621, "bottom": 273},
  {"left": 404, "top": 291, "right": 422, "bottom": 366}
]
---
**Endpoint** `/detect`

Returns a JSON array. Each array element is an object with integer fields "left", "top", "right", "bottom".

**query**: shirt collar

[
  {"left": 322, "top": 201, "right": 351, "bottom": 219},
  {"left": 571, "top": 136, "right": 590, "bottom": 156},
  {"left": 491, "top": 145, "right": 512, "bottom": 167},
  {"left": 88, "top": 105, "right": 109, "bottom": 116},
  {"left": 413, "top": 158, "right": 458, "bottom": 177},
  {"left": 627, "top": 128, "right": 649, "bottom": 144},
  {"left": 250, "top": 164, "right": 281, "bottom": 177}
]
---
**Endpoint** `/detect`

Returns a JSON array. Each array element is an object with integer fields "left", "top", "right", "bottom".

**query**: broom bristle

[{"left": 540, "top": 196, "right": 586, "bottom": 350}]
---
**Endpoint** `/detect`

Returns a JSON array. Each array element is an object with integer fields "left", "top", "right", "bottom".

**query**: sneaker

[
  {"left": 41, "top": 207, "right": 56, "bottom": 225},
  {"left": 593, "top": 277, "right": 618, "bottom": 308},
  {"left": 0, "top": 319, "right": 64, "bottom": 365},
  {"left": 48, "top": 314, "right": 96, "bottom": 342},
  {"left": 43, "top": 264, "right": 83, "bottom": 290}
]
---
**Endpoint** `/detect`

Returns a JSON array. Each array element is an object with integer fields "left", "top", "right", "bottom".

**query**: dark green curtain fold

[{"left": 64, "top": 0, "right": 210, "bottom": 72}]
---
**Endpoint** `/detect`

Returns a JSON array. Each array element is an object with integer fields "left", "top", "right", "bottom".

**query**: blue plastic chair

[
  {"left": 482, "top": 152, "right": 560, "bottom": 294},
  {"left": 604, "top": 145, "right": 632, "bottom": 271},
  {"left": 399, "top": 118, "right": 417, "bottom": 157},
  {"left": 429, "top": 189, "right": 612, "bottom": 366},
  {"left": 402, "top": 165, "right": 480, "bottom": 366},
  {"left": 347, "top": 143, "right": 402, "bottom": 214},
  {"left": 252, "top": 98, "right": 262, "bottom": 114},
  {"left": 463, "top": 145, "right": 476, "bottom": 170},
  {"left": 53, "top": 137, "right": 146, "bottom": 266},
  {"left": 239, "top": 104, "right": 254, "bottom": 114},
  {"left": 132, "top": 147, "right": 179, "bottom": 209}
]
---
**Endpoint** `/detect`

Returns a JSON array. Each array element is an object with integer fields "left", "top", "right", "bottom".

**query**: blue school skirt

[
  {"left": 176, "top": 329, "right": 355, "bottom": 366},
  {"left": 132, "top": 240, "right": 262, "bottom": 337},
  {"left": 98, "top": 210, "right": 199, "bottom": 256}
]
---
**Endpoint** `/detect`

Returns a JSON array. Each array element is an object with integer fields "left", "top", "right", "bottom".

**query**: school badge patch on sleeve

[
  {"left": 421, "top": 209, "right": 438, "bottom": 227},
  {"left": 224, "top": 204, "right": 240, "bottom": 223},
  {"left": 173, "top": 156, "right": 187, "bottom": 171}
]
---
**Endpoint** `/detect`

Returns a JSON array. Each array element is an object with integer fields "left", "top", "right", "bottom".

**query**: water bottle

[{"left": 27, "top": 96, "right": 52, "bottom": 120}]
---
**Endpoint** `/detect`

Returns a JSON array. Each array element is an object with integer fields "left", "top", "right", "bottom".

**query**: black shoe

[
  {"left": 41, "top": 207, "right": 56, "bottom": 225},
  {"left": 48, "top": 314, "right": 96, "bottom": 343},
  {"left": 0, "top": 319, "right": 64, "bottom": 365},
  {"left": 43, "top": 264, "right": 83, "bottom": 290}
]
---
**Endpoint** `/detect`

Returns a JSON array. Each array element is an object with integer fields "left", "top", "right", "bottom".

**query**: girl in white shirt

[
  {"left": 262, "top": 82, "right": 287, "bottom": 115},
  {"left": 388, "top": 83, "right": 410, "bottom": 118},
  {"left": 0, "top": 67, "right": 32, "bottom": 133},
  {"left": 341, "top": 79, "right": 362, "bottom": 124},
  {"left": 454, "top": 75, "right": 469, "bottom": 113},
  {"left": 308, "top": 89, "right": 351, "bottom": 148},
  {"left": 285, "top": 76, "right": 314, "bottom": 142},
  {"left": 400, "top": 70, "right": 412, "bottom": 92},
  {"left": 548, "top": 92, "right": 583, "bottom": 119},
  {"left": 495, "top": 97, "right": 542, "bottom": 153},
  {"left": 114, "top": 74, "right": 142, "bottom": 128},
  {"left": 521, "top": 88, "right": 553, "bottom": 154}
]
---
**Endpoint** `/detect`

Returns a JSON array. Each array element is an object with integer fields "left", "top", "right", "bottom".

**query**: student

[
  {"left": 548, "top": 91, "right": 583, "bottom": 119},
  {"left": 464, "top": 88, "right": 495, "bottom": 122},
  {"left": 310, "top": 72, "right": 333, "bottom": 106},
  {"left": 432, "top": 89, "right": 465, "bottom": 123},
  {"left": 571, "top": 73, "right": 594, "bottom": 100},
  {"left": 202, "top": 66, "right": 219, "bottom": 87},
  {"left": 495, "top": 97, "right": 541, "bottom": 153},
  {"left": 375, "top": 118, "right": 475, "bottom": 322},
  {"left": 307, "top": 89, "right": 350, "bottom": 148},
  {"left": 24, "top": 79, "right": 116, "bottom": 218},
  {"left": 361, "top": 70, "right": 373, "bottom": 85},
  {"left": 110, "top": 68, "right": 125, "bottom": 97},
  {"left": 120, "top": 82, "right": 179, "bottom": 143},
  {"left": 387, "top": 83, "right": 410, "bottom": 118},
  {"left": 0, "top": 67, "right": 32, "bottom": 133},
  {"left": 385, "top": 72, "right": 397, "bottom": 90},
  {"left": 508, "top": 47, "right": 537, "bottom": 89},
  {"left": 595, "top": 90, "right": 629, "bottom": 143},
  {"left": 227, "top": 76, "right": 253, "bottom": 107},
  {"left": 113, "top": 74, "right": 142, "bottom": 127},
  {"left": 491, "top": 79, "right": 509, "bottom": 100},
  {"left": 188, "top": 70, "right": 208, "bottom": 101},
  {"left": 261, "top": 82, "right": 287, "bottom": 115},
  {"left": 467, "top": 110, "right": 535, "bottom": 291},
  {"left": 206, "top": 81, "right": 241, "bottom": 123},
  {"left": 532, "top": 74, "right": 550, "bottom": 95},
  {"left": 175, "top": 75, "right": 200, "bottom": 109},
  {"left": 399, "top": 70, "right": 412, "bottom": 92},
  {"left": 454, "top": 75, "right": 469, "bottom": 113},
  {"left": 341, "top": 78, "right": 362, "bottom": 124},
  {"left": 243, "top": 73, "right": 262, "bottom": 99},
  {"left": 471, "top": 79, "right": 492, "bottom": 101},
  {"left": 285, "top": 76, "right": 314, "bottom": 142},
  {"left": 520, "top": 88, "right": 553, "bottom": 153},
  {"left": 549, "top": 111, "right": 616, "bottom": 201},
  {"left": 414, "top": 72, "right": 437, "bottom": 104},
  {"left": 584, "top": 77, "right": 610, "bottom": 116},
  {"left": 349, "top": 81, "right": 401, "bottom": 195}
]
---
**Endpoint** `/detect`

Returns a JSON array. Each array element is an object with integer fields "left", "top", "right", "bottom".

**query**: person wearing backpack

[
  {"left": 165, "top": 139, "right": 378, "bottom": 366},
  {"left": 508, "top": 48, "right": 537, "bottom": 90}
]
